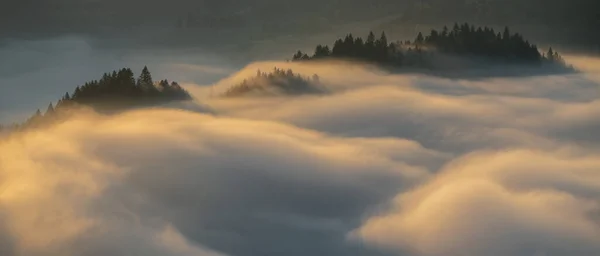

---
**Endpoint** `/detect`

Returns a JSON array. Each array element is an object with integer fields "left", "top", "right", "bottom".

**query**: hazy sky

[{"left": 1, "top": 0, "right": 598, "bottom": 50}]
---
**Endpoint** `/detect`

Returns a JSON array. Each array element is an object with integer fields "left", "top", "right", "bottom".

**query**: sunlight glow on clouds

[
  {"left": 1, "top": 58, "right": 599, "bottom": 256},
  {"left": 355, "top": 150, "right": 600, "bottom": 256}
]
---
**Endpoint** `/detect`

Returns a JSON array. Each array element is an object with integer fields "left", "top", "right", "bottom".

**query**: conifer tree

[
  {"left": 28, "top": 109, "right": 43, "bottom": 124},
  {"left": 547, "top": 48, "right": 555, "bottom": 62},
  {"left": 45, "top": 103, "right": 55, "bottom": 116},
  {"left": 452, "top": 23, "right": 460, "bottom": 35},
  {"left": 415, "top": 32, "right": 425, "bottom": 45},
  {"left": 332, "top": 39, "right": 344, "bottom": 56},
  {"left": 73, "top": 87, "right": 81, "bottom": 98},
  {"left": 502, "top": 27, "right": 510, "bottom": 41},
  {"left": 314, "top": 45, "right": 331, "bottom": 58},
  {"left": 553, "top": 51, "right": 562, "bottom": 63},
  {"left": 366, "top": 31, "right": 376, "bottom": 47},
  {"left": 137, "top": 66, "right": 154, "bottom": 90},
  {"left": 379, "top": 32, "right": 388, "bottom": 48}
]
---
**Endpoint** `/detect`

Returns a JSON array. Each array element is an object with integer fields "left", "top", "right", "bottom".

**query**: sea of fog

[{"left": 0, "top": 36, "right": 600, "bottom": 256}]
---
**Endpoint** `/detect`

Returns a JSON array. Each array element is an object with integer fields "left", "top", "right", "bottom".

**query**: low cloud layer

[
  {"left": 1, "top": 56, "right": 599, "bottom": 256},
  {"left": 1, "top": 108, "right": 437, "bottom": 256},
  {"left": 355, "top": 150, "right": 600, "bottom": 256}
]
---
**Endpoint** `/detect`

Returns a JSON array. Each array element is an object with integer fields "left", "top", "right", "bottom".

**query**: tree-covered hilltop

[
  {"left": 292, "top": 23, "right": 569, "bottom": 70},
  {"left": 61, "top": 66, "right": 191, "bottom": 107},
  {"left": 3, "top": 66, "right": 192, "bottom": 132},
  {"left": 222, "top": 67, "right": 326, "bottom": 97}
]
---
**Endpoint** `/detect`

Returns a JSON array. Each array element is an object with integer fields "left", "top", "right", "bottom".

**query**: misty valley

[{"left": 0, "top": 16, "right": 599, "bottom": 256}]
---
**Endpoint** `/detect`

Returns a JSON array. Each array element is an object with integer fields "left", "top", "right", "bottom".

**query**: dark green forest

[
  {"left": 2, "top": 66, "right": 191, "bottom": 132},
  {"left": 292, "top": 23, "right": 568, "bottom": 68},
  {"left": 222, "top": 67, "right": 325, "bottom": 97}
]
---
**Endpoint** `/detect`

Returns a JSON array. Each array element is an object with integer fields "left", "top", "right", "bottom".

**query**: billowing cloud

[
  {"left": 198, "top": 60, "right": 599, "bottom": 153},
  {"left": 1, "top": 56, "right": 599, "bottom": 256},
  {"left": 0, "top": 108, "right": 438, "bottom": 256},
  {"left": 355, "top": 150, "right": 600, "bottom": 256}
]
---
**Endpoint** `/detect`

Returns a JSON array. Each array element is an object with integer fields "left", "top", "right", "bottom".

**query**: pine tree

[
  {"left": 502, "top": 26, "right": 510, "bottom": 41},
  {"left": 45, "top": 103, "right": 55, "bottom": 116},
  {"left": 379, "top": 32, "right": 388, "bottom": 48},
  {"left": 553, "top": 51, "right": 562, "bottom": 63},
  {"left": 415, "top": 32, "right": 425, "bottom": 45},
  {"left": 314, "top": 45, "right": 331, "bottom": 58},
  {"left": 366, "top": 31, "right": 376, "bottom": 46},
  {"left": 159, "top": 80, "right": 170, "bottom": 90},
  {"left": 137, "top": 66, "right": 155, "bottom": 91},
  {"left": 332, "top": 39, "right": 344, "bottom": 56},
  {"left": 28, "top": 109, "right": 43, "bottom": 124},
  {"left": 73, "top": 87, "right": 81, "bottom": 99},
  {"left": 452, "top": 23, "right": 460, "bottom": 35},
  {"left": 547, "top": 48, "right": 555, "bottom": 62},
  {"left": 293, "top": 50, "right": 304, "bottom": 60}
]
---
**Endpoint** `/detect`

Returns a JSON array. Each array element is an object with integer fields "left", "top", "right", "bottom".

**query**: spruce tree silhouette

[
  {"left": 45, "top": 103, "right": 55, "bottom": 116},
  {"left": 547, "top": 48, "right": 555, "bottom": 62},
  {"left": 137, "top": 66, "right": 155, "bottom": 92},
  {"left": 415, "top": 32, "right": 425, "bottom": 45}
]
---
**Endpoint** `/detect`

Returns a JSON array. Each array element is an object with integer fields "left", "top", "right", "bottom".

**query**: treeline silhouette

[
  {"left": 2, "top": 66, "right": 191, "bottom": 133},
  {"left": 222, "top": 67, "right": 325, "bottom": 97},
  {"left": 61, "top": 66, "right": 191, "bottom": 107},
  {"left": 292, "top": 23, "right": 567, "bottom": 68}
]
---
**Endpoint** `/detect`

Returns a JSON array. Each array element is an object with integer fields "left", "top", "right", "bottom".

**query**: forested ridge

[
  {"left": 292, "top": 23, "right": 568, "bottom": 69},
  {"left": 1, "top": 66, "right": 191, "bottom": 132},
  {"left": 222, "top": 67, "right": 325, "bottom": 97}
]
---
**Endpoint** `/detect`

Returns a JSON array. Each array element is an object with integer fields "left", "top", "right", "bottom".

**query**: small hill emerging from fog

[
  {"left": 2, "top": 66, "right": 191, "bottom": 132},
  {"left": 292, "top": 23, "right": 574, "bottom": 76},
  {"left": 222, "top": 67, "right": 327, "bottom": 97}
]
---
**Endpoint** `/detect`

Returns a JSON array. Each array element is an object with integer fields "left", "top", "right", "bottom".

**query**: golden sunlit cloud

[{"left": 1, "top": 57, "right": 599, "bottom": 256}]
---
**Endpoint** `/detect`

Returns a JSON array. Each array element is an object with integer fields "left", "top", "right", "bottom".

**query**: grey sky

[{"left": 0, "top": 0, "right": 597, "bottom": 52}]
